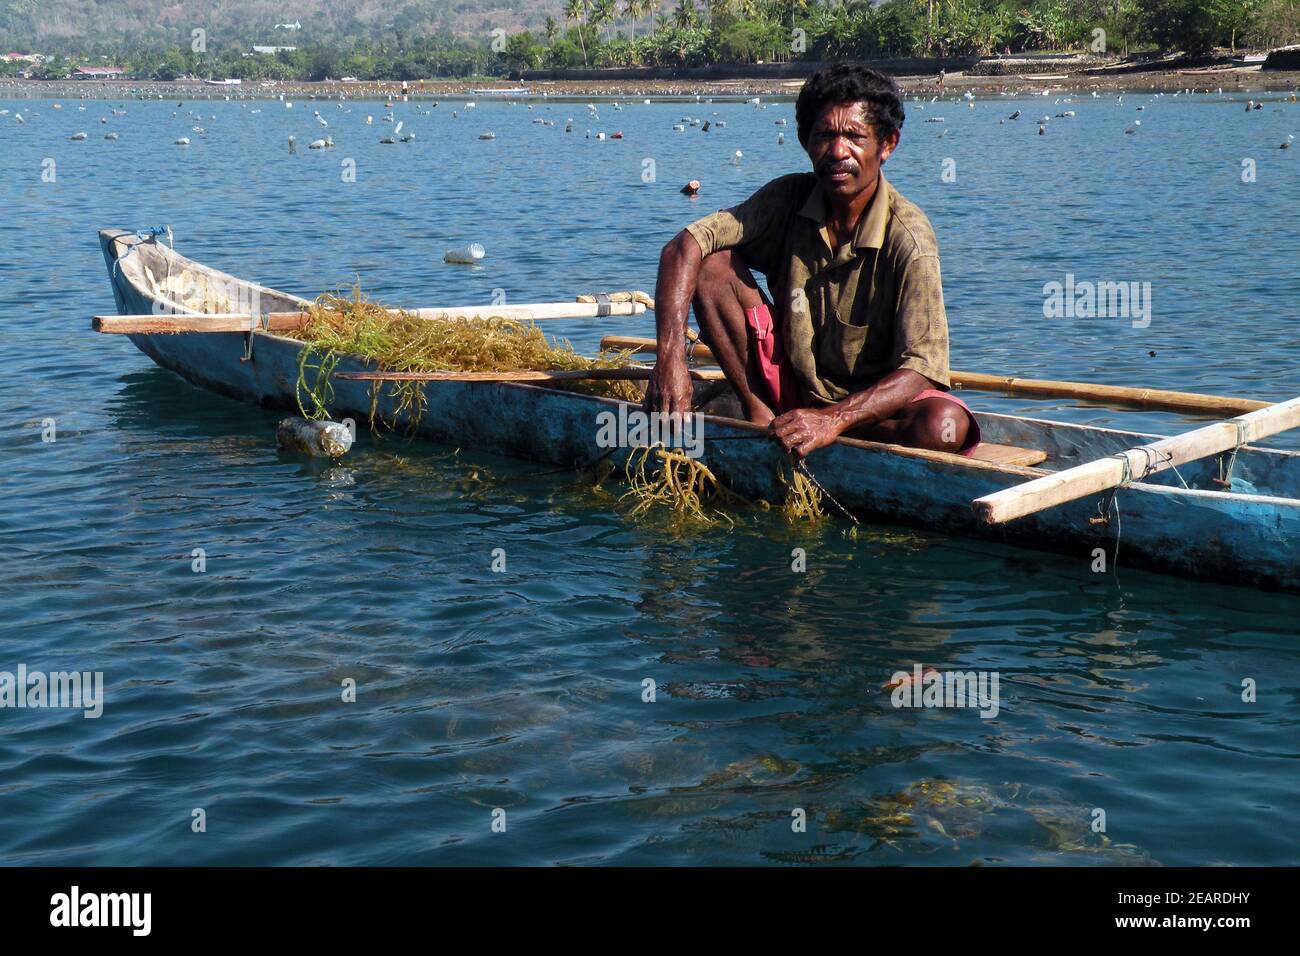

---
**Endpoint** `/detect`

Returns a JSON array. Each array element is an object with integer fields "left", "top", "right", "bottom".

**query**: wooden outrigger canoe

[{"left": 98, "top": 228, "right": 1300, "bottom": 591}]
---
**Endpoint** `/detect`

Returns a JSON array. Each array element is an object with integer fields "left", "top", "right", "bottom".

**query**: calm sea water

[{"left": 1, "top": 88, "right": 1299, "bottom": 866}]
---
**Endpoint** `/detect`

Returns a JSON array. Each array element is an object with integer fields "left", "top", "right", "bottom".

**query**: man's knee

[{"left": 910, "top": 398, "right": 969, "bottom": 451}]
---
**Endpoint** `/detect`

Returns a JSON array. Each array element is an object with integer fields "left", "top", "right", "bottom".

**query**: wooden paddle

[
  {"left": 332, "top": 368, "right": 727, "bottom": 383},
  {"left": 599, "top": 334, "right": 1268, "bottom": 417},
  {"left": 93, "top": 299, "right": 649, "bottom": 334},
  {"left": 973, "top": 396, "right": 1300, "bottom": 525}
]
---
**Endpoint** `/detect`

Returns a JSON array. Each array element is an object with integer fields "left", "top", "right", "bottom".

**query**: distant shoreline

[{"left": 4, "top": 68, "right": 1299, "bottom": 101}]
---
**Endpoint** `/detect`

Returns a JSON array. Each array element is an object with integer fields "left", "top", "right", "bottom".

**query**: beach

[{"left": 5, "top": 64, "right": 1300, "bottom": 103}]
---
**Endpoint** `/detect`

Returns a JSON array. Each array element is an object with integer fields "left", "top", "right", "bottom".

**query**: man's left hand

[{"left": 769, "top": 407, "right": 842, "bottom": 458}]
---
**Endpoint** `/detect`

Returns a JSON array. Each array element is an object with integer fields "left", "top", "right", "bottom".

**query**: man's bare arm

[
  {"left": 770, "top": 369, "right": 931, "bottom": 457},
  {"left": 643, "top": 231, "right": 703, "bottom": 416},
  {"left": 826, "top": 368, "right": 930, "bottom": 432}
]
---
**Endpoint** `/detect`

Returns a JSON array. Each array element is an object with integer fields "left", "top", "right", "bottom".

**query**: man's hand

[
  {"left": 769, "top": 406, "right": 842, "bottom": 458},
  {"left": 643, "top": 358, "right": 694, "bottom": 416}
]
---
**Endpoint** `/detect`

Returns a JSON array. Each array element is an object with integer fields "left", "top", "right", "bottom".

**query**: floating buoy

[
  {"left": 680, "top": 180, "right": 701, "bottom": 196},
  {"left": 730, "top": 149, "right": 743, "bottom": 165},
  {"left": 444, "top": 243, "right": 486, "bottom": 264},
  {"left": 1125, "top": 120, "right": 1140, "bottom": 134},
  {"left": 277, "top": 417, "right": 353, "bottom": 458},
  {"left": 1283, "top": 134, "right": 1294, "bottom": 150}
]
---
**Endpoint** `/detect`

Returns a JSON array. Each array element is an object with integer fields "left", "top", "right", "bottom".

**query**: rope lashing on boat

[
  {"left": 1092, "top": 443, "right": 1193, "bottom": 529},
  {"left": 110, "top": 225, "right": 174, "bottom": 283},
  {"left": 1215, "top": 419, "right": 1251, "bottom": 488}
]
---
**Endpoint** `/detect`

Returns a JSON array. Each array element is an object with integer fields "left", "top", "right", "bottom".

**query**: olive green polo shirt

[{"left": 684, "top": 171, "right": 950, "bottom": 405}]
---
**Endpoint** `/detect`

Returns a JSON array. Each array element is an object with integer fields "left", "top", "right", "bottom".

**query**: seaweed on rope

[
  {"left": 778, "top": 461, "right": 828, "bottom": 523},
  {"left": 619, "top": 443, "right": 741, "bottom": 528},
  {"left": 288, "top": 285, "right": 642, "bottom": 433}
]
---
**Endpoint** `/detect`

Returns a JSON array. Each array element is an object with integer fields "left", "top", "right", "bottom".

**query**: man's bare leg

[
  {"left": 691, "top": 249, "right": 777, "bottom": 425},
  {"left": 846, "top": 397, "right": 970, "bottom": 453}
]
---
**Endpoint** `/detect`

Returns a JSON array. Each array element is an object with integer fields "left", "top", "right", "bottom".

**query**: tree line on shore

[{"left": 4, "top": 1, "right": 1297, "bottom": 82}]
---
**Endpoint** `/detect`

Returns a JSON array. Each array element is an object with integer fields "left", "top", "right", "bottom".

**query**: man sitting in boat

[{"left": 645, "top": 64, "right": 979, "bottom": 459}]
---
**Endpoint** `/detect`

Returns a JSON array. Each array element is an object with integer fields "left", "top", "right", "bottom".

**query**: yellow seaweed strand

[
  {"left": 620, "top": 445, "right": 738, "bottom": 527},
  {"left": 778, "top": 461, "right": 827, "bottom": 523}
]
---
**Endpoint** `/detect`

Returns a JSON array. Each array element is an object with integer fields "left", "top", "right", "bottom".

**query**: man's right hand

[{"left": 643, "top": 357, "right": 694, "bottom": 416}]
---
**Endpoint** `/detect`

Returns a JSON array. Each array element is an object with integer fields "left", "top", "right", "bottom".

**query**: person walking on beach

[
  {"left": 937, "top": 68, "right": 946, "bottom": 91},
  {"left": 645, "top": 64, "right": 978, "bottom": 458}
]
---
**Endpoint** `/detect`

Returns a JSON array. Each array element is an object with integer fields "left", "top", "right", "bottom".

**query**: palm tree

[
  {"left": 675, "top": 0, "right": 701, "bottom": 30},
  {"left": 624, "top": 0, "right": 650, "bottom": 39},
  {"left": 592, "top": 0, "right": 618, "bottom": 41},
  {"left": 564, "top": 0, "right": 589, "bottom": 66}
]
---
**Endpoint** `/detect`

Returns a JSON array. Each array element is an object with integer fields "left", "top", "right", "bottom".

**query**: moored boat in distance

[{"left": 96, "top": 229, "right": 1300, "bottom": 592}]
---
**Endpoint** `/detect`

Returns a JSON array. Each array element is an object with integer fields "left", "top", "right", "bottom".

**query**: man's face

[{"left": 806, "top": 101, "right": 899, "bottom": 200}]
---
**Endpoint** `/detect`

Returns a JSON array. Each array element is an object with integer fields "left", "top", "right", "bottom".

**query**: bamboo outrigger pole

[
  {"left": 92, "top": 299, "right": 648, "bottom": 334},
  {"left": 973, "top": 396, "right": 1300, "bottom": 525},
  {"left": 598, "top": 335, "right": 1269, "bottom": 418},
  {"left": 332, "top": 367, "right": 726, "bottom": 383}
]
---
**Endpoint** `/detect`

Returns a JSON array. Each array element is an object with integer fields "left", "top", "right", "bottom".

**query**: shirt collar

[{"left": 798, "top": 171, "right": 893, "bottom": 250}]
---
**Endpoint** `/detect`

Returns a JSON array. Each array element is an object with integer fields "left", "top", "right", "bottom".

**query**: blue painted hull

[{"left": 98, "top": 229, "right": 1300, "bottom": 591}]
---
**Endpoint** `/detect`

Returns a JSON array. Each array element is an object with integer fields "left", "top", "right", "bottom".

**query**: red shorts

[{"left": 743, "top": 303, "right": 982, "bottom": 456}]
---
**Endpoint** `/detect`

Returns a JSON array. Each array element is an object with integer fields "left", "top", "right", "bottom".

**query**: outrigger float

[{"left": 96, "top": 228, "right": 1300, "bottom": 591}]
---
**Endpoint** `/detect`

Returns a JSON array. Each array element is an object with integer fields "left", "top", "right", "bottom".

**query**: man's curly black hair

[{"left": 795, "top": 64, "right": 906, "bottom": 150}]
